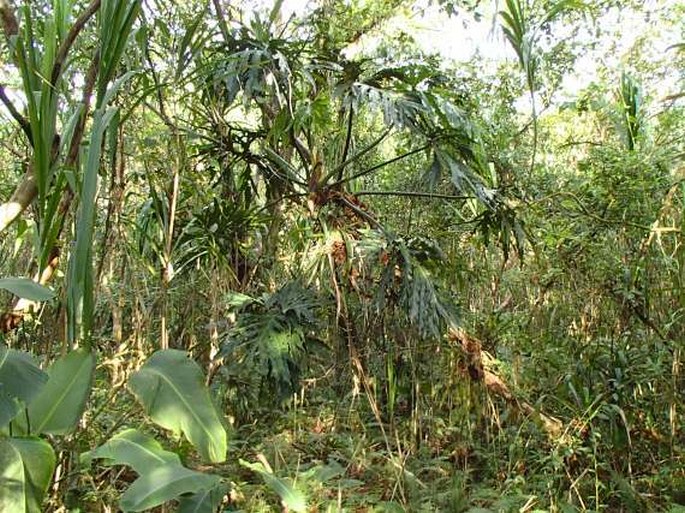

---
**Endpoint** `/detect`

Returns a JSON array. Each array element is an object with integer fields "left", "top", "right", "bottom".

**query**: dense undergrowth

[{"left": 0, "top": 0, "right": 684, "bottom": 511}]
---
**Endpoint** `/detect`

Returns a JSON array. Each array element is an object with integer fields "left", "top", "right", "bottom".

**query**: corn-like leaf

[
  {"left": 177, "top": 483, "right": 227, "bottom": 513},
  {"left": 240, "top": 459, "right": 307, "bottom": 513},
  {"left": 0, "top": 278, "right": 54, "bottom": 302},
  {"left": 66, "top": 107, "right": 118, "bottom": 345}
]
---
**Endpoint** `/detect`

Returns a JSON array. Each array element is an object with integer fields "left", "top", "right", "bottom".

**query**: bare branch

[
  {"left": 212, "top": 0, "right": 230, "bottom": 42},
  {"left": 338, "top": 106, "right": 354, "bottom": 181},
  {"left": 330, "top": 143, "right": 430, "bottom": 189},
  {"left": 0, "top": 83, "right": 32, "bottom": 143},
  {"left": 51, "top": 0, "right": 102, "bottom": 86},
  {"left": 66, "top": 50, "right": 100, "bottom": 167},
  {"left": 0, "top": 170, "right": 37, "bottom": 233},
  {"left": 324, "top": 126, "right": 392, "bottom": 183}
]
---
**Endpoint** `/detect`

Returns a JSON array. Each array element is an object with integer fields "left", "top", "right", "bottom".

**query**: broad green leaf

[
  {"left": 0, "top": 346, "right": 47, "bottom": 426},
  {"left": 81, "top": 428, "right": 181, "bottom": 474},
  {"left": 0, "top": 278, "right": 54, "bottom": 302},
  {"left": 24, "top": 349, "right": 95, "bottom": 434},
  {"left": 0, "top": 437, "right": 56, "bottom": 513},
  {"left": 305, "top": 460, "right": 345, "bottom": 483},
  {"left": 119, "top": 465, "right": 221, "bottom": 512},
  {"left": 128, "top": 350, "right": 227, "bottom": 463},
  {"left": 178, "top": 482, "right": 227, "bottom": 513},
  {"left": 240, "top": 459, "right": 307, "bottom": 513}
]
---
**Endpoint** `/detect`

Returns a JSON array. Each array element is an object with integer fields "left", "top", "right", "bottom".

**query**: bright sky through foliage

[{"left": 267, "top": 0, "right": 680, "bottom": 105}]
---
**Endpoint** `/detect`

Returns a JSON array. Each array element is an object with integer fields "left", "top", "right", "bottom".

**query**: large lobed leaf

[
  {"left": 0, "top": 437, "right": 56, "bottom": 513},
  {"left": 128, "top": 350, "right": 227, "bottom": 463}
]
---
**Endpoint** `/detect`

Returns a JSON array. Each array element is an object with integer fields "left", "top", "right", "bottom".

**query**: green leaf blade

[
  {"left": 119, "top": 465, "right": 220, "bottom": 512},
  {"left": 0, "top": 346, "right": 48, "bottom": 426},
  {"left": 128, "top": 350, "right": 227, "bottom": 463},
  {"left": 0, "top": 437, "right": 56, "bottom": 513},
  {"left": 81, "top": 428, "right": 182, "bottom": 474},
  {"left": 25, "top": 349, "right": 95, "bottom": 435},
  {"left": 240, "top": 459, "right": 308, "bottom": 513},
  {"left": 0, "top": 278, "right": 54, "bottom": 302},
  {"left": 178, "top": 482, "right": 227, "bottom": 513}
]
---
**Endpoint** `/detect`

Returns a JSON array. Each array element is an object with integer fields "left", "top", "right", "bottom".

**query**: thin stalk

[
  {"left": 529, "top": 87, "right": 538, "bottom": 175},
  {"left": 329, "top": 144, "right": 430, "bottom": 189},
  {"left": 338, "top": 106, "right": 354, "bottom": 182},
  {"left": 161, "top": 136, "right": 181, "bottom": 350},
  {"left": 211, "top": 0, "right": 230, "bottom": 42},
  {"left": 323, "top": 126, "right": 392, "bottom": 184}
]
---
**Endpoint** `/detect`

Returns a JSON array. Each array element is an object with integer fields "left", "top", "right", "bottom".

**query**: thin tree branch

[
  {"left": 50, "top": 0, "right": 102, "bottom": 86},
  {"left": 212, "top": 0, "right": 230, "bottom": 43},
  {"left": 257, "top": 191, "right": 308, "bottom": 213},
  {"left": 0, "top": 171, "right": 36, "bottom": 233},
  {"left": 324, "top": 126, "right": 392, "bottom": 183},
  {"left": 529, "top": 88, "right": 538, "bottom": 175},
  {"left": 0, "top": 84, "right": 32, "bottom": 143},
  {"left": 66, "top": 50, "right": 100, "bottom": 167},
  {"left": 292, "top": 134, "right": 312, "bottom": 166},
  {"left": 337, "top": 194, "right": 382, "bottom": 229},
  {"left": 338, "top": 106, "right": 354, "bottom": 181},
  {"left": 143, "top": 45, "right": 173, "bottom": 128}
]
